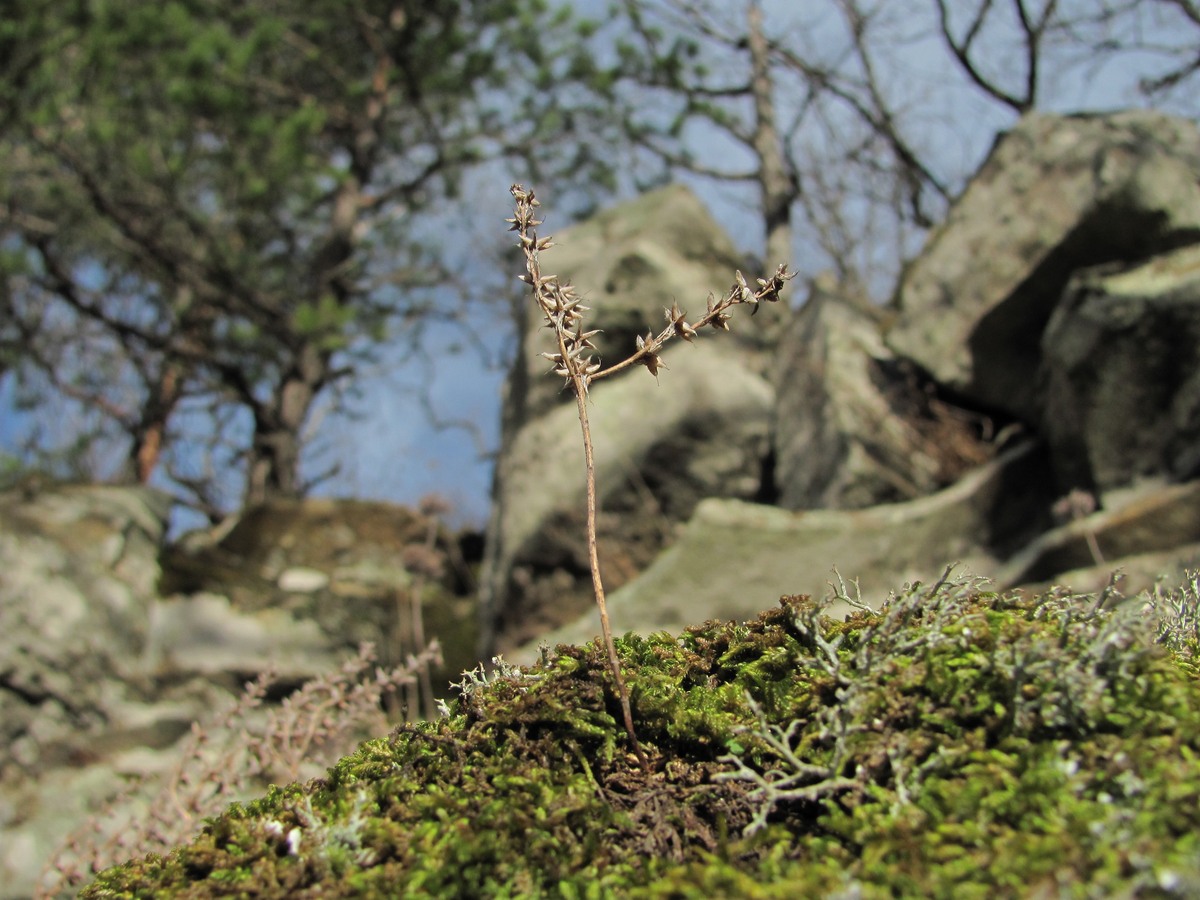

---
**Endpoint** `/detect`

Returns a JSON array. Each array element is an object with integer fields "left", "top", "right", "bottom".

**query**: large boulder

[
  {"left": 0, "top": 484, "right": 184, "bottom": 898},
  {"left": 162, "top": 496, "right": 478, "bottom": 684},
  {"left": 773, "top": 277, "right": 995, "bottom": 511},
  {"left": 518, "top": 441, "right": 1054, "bottom": 660},
  {"left": 1040, "top": 242, "right": 1200, "bottom": 492},
  {"left": 886, "top": 110, "right": 1200, "bottom": 423},
  {"left": 481, "top": 185, "right": 784, "bottom": 654}
]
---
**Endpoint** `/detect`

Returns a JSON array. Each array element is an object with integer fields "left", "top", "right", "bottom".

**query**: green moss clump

[{"left": 84, "top": 572, "right": 1200, "bottom": 898}]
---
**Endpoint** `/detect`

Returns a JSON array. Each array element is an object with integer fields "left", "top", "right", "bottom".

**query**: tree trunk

[
  {"left": 243, "top": 163, "right": 363, "bottom": 506},
  {"left": 132, "top": 362, "right": 182, "bottom": 484},
  {"left": 245, "top": 341, "right": 326, "bottom": 505},
  {"left": 747, "top": 0, "right": 796, "bottom": 273}
]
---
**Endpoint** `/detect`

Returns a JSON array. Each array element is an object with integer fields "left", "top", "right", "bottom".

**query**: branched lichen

[
  {"left": 1149, "top": 569, "right": 1200, "bottom": 676},
  {"left": 714, "top": 568, "right": 1194, "bottom": 845}
]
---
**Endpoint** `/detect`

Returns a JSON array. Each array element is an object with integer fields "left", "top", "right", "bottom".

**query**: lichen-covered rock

[
  {"left": 0, "top": 484, "right": 169, "bottom": 774},
  {"left": 1, "top": 487, "right": 474, "bottom": 899},
  {"left": 773, "top": 278, "right": 993, "bottom": 511},
  {"left": 887, "top": 110, "right": 1200, "bottom": 423},
  {"left": 0, "top": 484, "right": 181, "bottom": 899},
  {"left": 82, "top": 571, "right": 1200, "bottom": 898},
  {"left": 163, "top": 496, "right": 476, "bottom": 669},
  {"left": 1041, "top": 242, "right": 1200, "bottom": 493}
]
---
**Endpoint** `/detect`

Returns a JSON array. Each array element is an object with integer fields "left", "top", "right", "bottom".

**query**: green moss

[{"left": 84, "top": 573, "right": 1200, "bottom": 898}]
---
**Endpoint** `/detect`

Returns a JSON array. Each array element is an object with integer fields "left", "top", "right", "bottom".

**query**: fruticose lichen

[{"left": 82, "top": 570, "right": 1200, "bottom": 898}]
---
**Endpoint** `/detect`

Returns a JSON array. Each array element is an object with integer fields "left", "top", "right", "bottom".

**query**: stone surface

[
  {"left": 995, "top": 478, "right": 1200, "bottom": 588},
  {"left": 1013, "top": 542, "right": 1200, "bottom": 604},
  {"left": 887, "top": 110, "right": 1200, "bottom": 422},
  {"left": 0, "top": 484, "right": 185, "bottom": 898},
  {"left": 517, "top": 442, "right": 1053, "bottom": 661},
  {"left": 0, "top": 487, "right": 475, "bottom": 899},
  {"left": 0, "top": 485, "right": 170, "bottom": 775},
  {"left": 163, "top": 498, "right": 472, "bottom": 659},
  {"left": 1041, "top": 243, "right": 1200, "bottom": 492},
  {"left": 773, "top": 278, "right": 994, "bottom": 511},
  {"left": 144, "top": 592, "right": 339, "bottom": 678}
]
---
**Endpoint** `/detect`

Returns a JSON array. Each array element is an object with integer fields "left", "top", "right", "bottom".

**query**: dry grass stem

[
  {"left": 507, "top": 183, "right": 795, "bottom": 769},
  {"left": 387, "top": 495, "right": 450, "bottom": 721}
]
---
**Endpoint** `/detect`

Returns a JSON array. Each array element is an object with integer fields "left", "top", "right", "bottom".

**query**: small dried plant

[
  {"left": 390, "top": 493, "right": 452, "bottom": 720},
  {"left": 507, "top": 184, "right": 795, "bottom": 767},
  {"left": 40, "top": 642, "right": 440, "bottom": 897}
]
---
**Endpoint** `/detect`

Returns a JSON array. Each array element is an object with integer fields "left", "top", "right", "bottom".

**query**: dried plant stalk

[{"left": 507, "top": 184, "right": 795, "bottom": 768}]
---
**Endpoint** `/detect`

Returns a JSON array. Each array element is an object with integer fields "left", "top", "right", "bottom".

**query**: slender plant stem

[{"left": 572, "top": 375, "right": 648, "bottom": 770}]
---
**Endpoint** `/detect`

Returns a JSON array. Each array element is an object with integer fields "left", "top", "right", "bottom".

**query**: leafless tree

[{"left": 600, "top": 0, "right": 1200, "bottom": 297}]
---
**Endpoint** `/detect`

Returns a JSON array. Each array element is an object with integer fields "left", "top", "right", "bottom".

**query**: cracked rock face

[
  {"left": 887, "top": 110, "right": 1200, "bottom": 424},
  {"left": 1041, "top": 244, "right": 1200, "bottom": 493},
  {"left": 0, "top": 485, "right": 173, "bottom": 898},
  {"left": 0, "top": 485, "right": 170, "bottom": 774}
]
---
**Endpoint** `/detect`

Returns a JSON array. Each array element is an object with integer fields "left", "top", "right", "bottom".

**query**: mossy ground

[{"left": 84, "top": 573, "right": 1200, "bottom": 898}]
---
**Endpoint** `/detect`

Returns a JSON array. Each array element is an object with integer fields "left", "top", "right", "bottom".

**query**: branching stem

[{"left": 506, "top": 183, "right": 794, "bottom": 773}]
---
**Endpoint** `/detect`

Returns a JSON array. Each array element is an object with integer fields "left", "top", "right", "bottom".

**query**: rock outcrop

[
  {"left": 506, "top": 110, "right": 1200, "bottom": 658},
  {"left": 11, "top": 107, "right": 1200, "bottom": 899},
  {"left": 772, "top": 277, "right": 993, "bottom": 511},
  {"left": 516, "top": 443, "right": 1052, "bottom": 659},
  {"left": 885, "top": 110, "right": 1200, "bottom": 423},
  {"left": 0, "top": 485, "right": 169, "bottom": 776},
  {"left": 1041, "top": 242, "right": 1200, "bottom": 492},
  {"left": 163, "top": 497, "right": 476, "bottom": 671},
  {"left": 1, "top": 485, "right": 182, "bottom": 899},
  {"left": 0, "top": 487, "right": 474, "bottom": 899}
]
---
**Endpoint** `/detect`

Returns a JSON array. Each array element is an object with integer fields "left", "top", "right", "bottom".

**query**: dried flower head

[
  {"left": 418, "top": 493, "right": 452, "bottom": 518},
  {"left": 635, "top": 331, "right": 667, "bottom": 381},
  {"left": 666, "top": 300, "right": 698, "bottom": 342},
  {"left": 706, "top": 292, "right": 732, "bottom": 331},
  {"left": 402, "top": 543, "right": 445, "bottom": 580}
]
